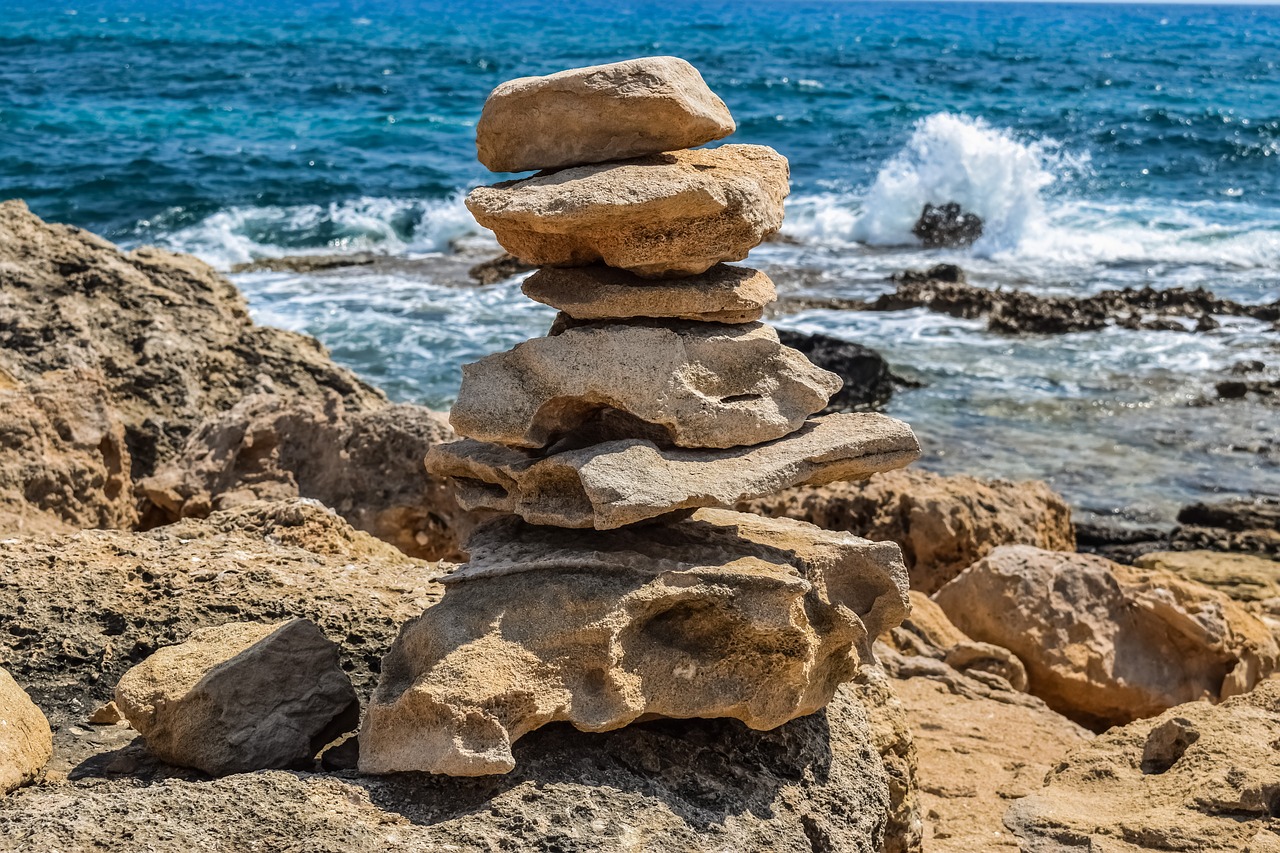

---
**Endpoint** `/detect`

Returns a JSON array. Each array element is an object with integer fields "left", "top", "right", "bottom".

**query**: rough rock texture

[
  {"left": 1135, "top": 550, "right": 1280, "bottom": 605},
  {"left": 0, "top": 684, "right": 901, "bottom": 853},
  {"left": 934, "top": 545, "right": 1280, "bottom": 729},
  {"left": 0, "top": 200, "right": 384, "bottom": 484},
  {"left": 1007, "top": 680, "right": 1280, "bottom": 852},
  {"left": 115, "top": 619, "right": 359, "bottom": 775},
  {"left": 523, "top": 264, "right": 775, "bottom": 323},
  {"left": 854, "top": 668, "right": 924, "bottom": 853},
  {"left": 451, "top": 321, "right": 840, "bottom": 450},
  {"left": 878, "top": 646, "right": 1090, "bottom": 852},
  {"left": 475, "top": 56, "right": 735, "bottom": 173},
  {"left": 360, "top": 508, "right": 909, "bottom": 776},
  {"left": 864, "top": 265, "right": 1279, "bottom": 335},
  {"left": 136, "top": 394, "right": 467, "bottom": 559},
  {"left": 776, "top": 329, "right": 900, "bottom": 413},
  {"left": 884, "top": 591, "right": 1028, "bottom": 692},
  {"left": 466, "top": 145, "right": 789, "bottom": 277},
  {"left": 0, "top": 667, "right": 52, "bottom": 795},
  {"left": 1175, "top": 496, "right": 1280, "bottom": 558},
  {"left": 741, "top": 468, "right": 1076, "bottom": 593},
  {"left": 428, "top": 413, "right": 920, "bottom": 529},
  {"left": 0, "top": 502, "right": 914, "bottom": 853}
]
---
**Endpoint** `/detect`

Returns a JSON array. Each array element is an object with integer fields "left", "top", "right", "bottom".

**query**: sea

[{"left": 2, "top": 0, "right": 1278, "bottom": 527}]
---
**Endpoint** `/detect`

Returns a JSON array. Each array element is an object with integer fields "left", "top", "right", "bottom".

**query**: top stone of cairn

[{"left": 475, "top": 56, "right": 736, "bottom": 173}]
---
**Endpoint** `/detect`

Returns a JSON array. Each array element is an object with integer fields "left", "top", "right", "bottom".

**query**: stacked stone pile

[{"left": 359, "top": 57, "right": 922, "bottom": 776}]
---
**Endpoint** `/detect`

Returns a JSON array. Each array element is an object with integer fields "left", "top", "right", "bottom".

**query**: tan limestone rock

[
  {"left": 741, "top": 468, "right": 1076, "bottom": 593},
  {"left": 522, "top": 264, "right": 776, "bottom": 323},
  {"left": 885, "top": 591, "right": 1029, "bottom": 692},
  {"left": 1006, "top": 680, "right": 1280, "bottom": 852},
  {"left": 475, "top": 56, "right": 735, "bottom": 173},
  {"left": 1136, "top": 549, "right": 1280, "bottom": 604},
  {"left": 359, "top": 508, "right": 909, "bottom": 776},
  {"left": 465, "top": 145, "right": 789, "bottom": 278},
  {"left": 115, "top": 619, "right": 359, "bottom": 775},
  {"left": 428, "top": 413, "right": 920, "bottom": 529},
  {"left": 450, "top": 321, "right": 840, "bottom": 450},
  {"left": 0, "top": 667, "right": 52, "bottom": 794},
  {"left": 934, "top": 545, "right": 1280, "bottom": 729}
]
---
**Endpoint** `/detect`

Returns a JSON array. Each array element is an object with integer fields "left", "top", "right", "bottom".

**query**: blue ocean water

[{"left": 2, "top": 0, "right": 1278, "bottom": 521}]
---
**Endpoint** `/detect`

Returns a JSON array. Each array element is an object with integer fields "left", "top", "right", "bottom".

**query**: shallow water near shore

[{"left": 4, "top": 0, "right": 1279, "bottom": 524}]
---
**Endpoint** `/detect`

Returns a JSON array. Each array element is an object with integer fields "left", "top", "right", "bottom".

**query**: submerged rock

[
  {"left": 523, "top": 263, "right": 776, "bottom": 323},
  {"left": 115, "top": 619, "right": 359, "bottom": 776},
  {"left": 475, "top": 56, "right": 735, "bottom": 173},
  {"left": 359, "top": 508, "right": 909, "bottom": 776},
  {"left": 912, "top": 202, "right": 983, "bottom": 248},
  {"left": 466, "top": 251, "right": 536, "bottom": 285},
  {"left": 1007, "top": 680, "right": 1280, "bottom": 852},
  {"left": 449, "top": 321, "right": 840, "bottom": 450},
  {"left": 741, "top": 468, "right": 1076, "bottom": 593},
  {"left": 428, "top": 413, "right": 920, "bottom": 529},
  {"left": 935, "top": 545, "right": 1279, "bottom": 729},
  {"left": 466, "top": 145, "right": 789, "bottom": 277},
  {"left": 0, "top": 667, "right": 51, "bottom": 795}
]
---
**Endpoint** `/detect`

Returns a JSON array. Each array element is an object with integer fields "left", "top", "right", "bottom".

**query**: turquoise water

[{"left": 2, "top": 1, "right": 1278, "bottom": 522}]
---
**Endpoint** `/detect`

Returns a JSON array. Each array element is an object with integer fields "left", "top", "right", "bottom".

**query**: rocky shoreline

[{"left": 3, "top": 85, "right": 1280, "bottom": 853}]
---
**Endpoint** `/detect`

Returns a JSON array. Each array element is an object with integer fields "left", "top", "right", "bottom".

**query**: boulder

[
  {"left": 115, "top": 619, "right": 359, "bottom": 775},
  {"left": 522, "top": 264, "right": 775, "bottom": 323},
  {"left": 359, "top": 508, "right": 909, "bottom": 775},
  {"left": 137, "top": 394, "right": 467, "bottom": 560},
  {"left": 0, "top": 667, "right": 51, "bottom": 794},
  {"left": 775, "top": 329, "right": 899, "bottom": 413},
  {"left": 741, "top": 468, "right": 1075, "bottom": 593},
  {"left": 912, "top": 202, "right": 983, "bottom": 249},
  {"left": 428, "top": 413, "right": 920, "bottom": 529},
  {"left": 450, "top": 321, "right": 840, "bottom": 450},
  {"left": 1135, "top": 550, "right": 1280, "bottom": 604},
  {"left": 934, "top": 545, "right": 1280, "bottom": 729},
  {"left": 1006, "top": 680, "right": 1280, "bottom": 852},
  {"left": 475, "top": 56, "right": 735, "bottom": 173},
  {"left": 884, "top": 591, "right": 1028, "bottom": 692},
  {"left": 465, "top": 145, "right": 789, "bottom": 277}
]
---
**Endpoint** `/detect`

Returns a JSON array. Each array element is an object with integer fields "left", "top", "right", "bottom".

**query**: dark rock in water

[
  {"left": 468, "top": 251, "right": 536, "bottom": 285},
  {"left": 1231, "top": 360, "right": 1266, "bottom": 375},
  {"left": 230, "top": 253, "right": 379, "bottom": 274},
  {"left": 865, "top": 267, "right": 1280, "bottom": 335},
  {"left": 1075, "top": 522, "right": 1176, "bottom": 564},
  {"left": 776, "top": 329, "right": 900, "bottom": 412},
  {"left": 912, "top": 203, "right": 984, "bottom": 249},
  {"left": 1082, "top": 498, "right": 1280, "bottom": 563}
]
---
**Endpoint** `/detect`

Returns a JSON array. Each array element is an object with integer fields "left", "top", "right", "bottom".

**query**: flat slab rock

[
  {"left": 475, "top": 56, "right": 735, "bottom": 173},
  {"left": 465, "top": 145, "right": 789, "bottom": 278},
  {"left": 427, "top": 412, "right": 920, "bottom": 529},
  {"left": 359, "top": 508, "right": 909, "bottom": 776},
  {"left": 522, "top": 264, "right": 776, "bottom": 323},
  {"left": 115, "top": 619, "right": 359, "bottom": 775},
  {"left": 450, "top": 320, "right": 840, "bottom": 450},
  {"left": 0, "top": 666, "right": 51, "bottom": 795}
]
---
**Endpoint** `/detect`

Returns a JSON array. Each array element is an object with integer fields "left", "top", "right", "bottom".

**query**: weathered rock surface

[
  {"left": 1175, "top": 496, "right": 1280, "bottom": 558},
  {"left": 912, "top": 203, "right": 983, "bottom": 248},
  {"left": 451, "top": 321, "right": 840, "bottom": 450},
  {"left": 475, "top": 56, "right": 735, "bottom": 173},
  {"left": 741, "top": 468, "right": 1075, "bottom": 593},
  {"left": 115, "top": 619, "right": 359, "bottom": 775},
  {"left": 360, "top": 508, "right": 909, "bottom": 776},
  {"left": 775, "top": 329, "right": 901, "bottom": 413},
  {"left": 880, "top": 648, "right": 1090, "bottom": 852},
  {"left": 884, "top": 591, "right": 1028, "bottom": 692},
  {"left": 863, "top": 265, "right": 1279, "bottom": 334},
  {"left": 1007, "top": 680, "right": 1280, "bottom": 852},
  {"left": 1135, "top": 550, "right": 1280, "bottom": 605},
  {"left": 0, "top": 667, "right": 52, "bottom": 795},
  {"left": 466, "top": 145, "right": 789, "bottom": 277},
  {"left": 0, "top": 199, "right": 413, "bottom": 543},
  {"left": 523, "top": 264, "right": 775, "bottom": 323},
  {"left": 934, "top": 545, "right": 1280, "bottom": 729},
  {"left": 137, "top": 394, "right": 467, "bottom": 559},
  {"left": 428, "top": 413, "right": 920, "bottom": 529}
]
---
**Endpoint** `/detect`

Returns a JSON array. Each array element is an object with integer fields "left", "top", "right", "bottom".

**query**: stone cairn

[{"left": 359, "top": 57, "right": 921, "bottom": 776}]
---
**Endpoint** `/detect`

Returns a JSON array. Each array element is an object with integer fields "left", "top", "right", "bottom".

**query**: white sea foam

[{"left": 154, "top": 194, "right": 487, "bottom": 269}]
